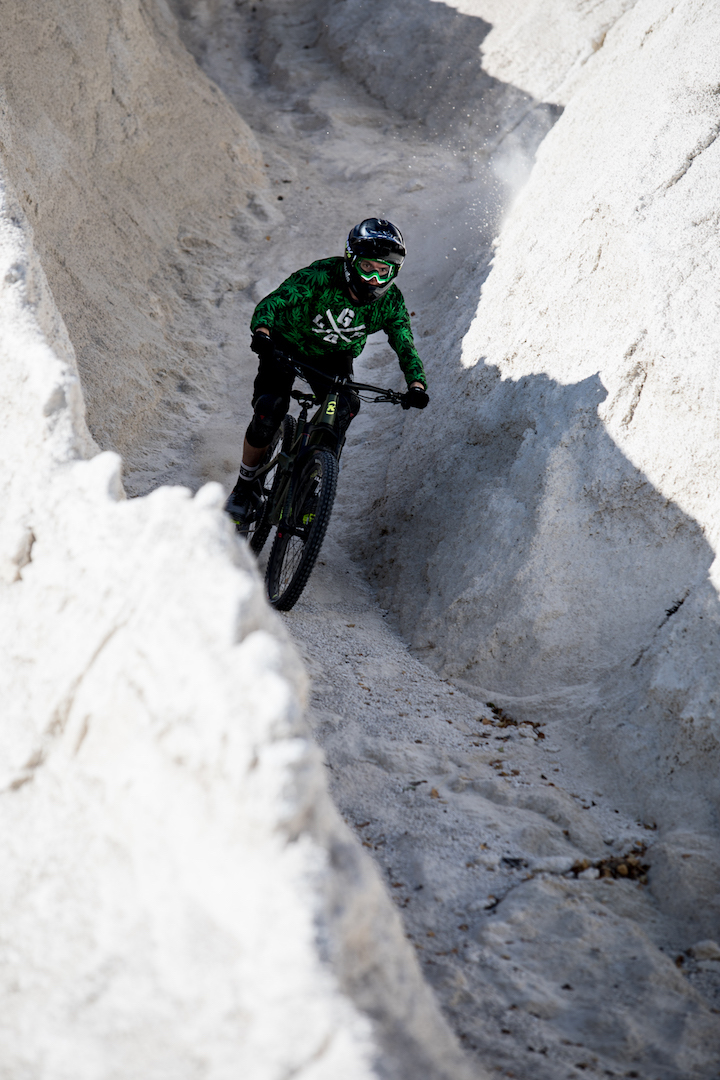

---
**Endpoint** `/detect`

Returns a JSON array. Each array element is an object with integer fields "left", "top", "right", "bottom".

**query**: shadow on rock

[
  {"left": 321, "top": 0, "right": 562, "bottom": 149},
  {"left": 353, "top": 353, "right": 719, "bottom": 938}
]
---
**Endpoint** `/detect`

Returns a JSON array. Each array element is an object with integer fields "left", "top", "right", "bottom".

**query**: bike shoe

[{"left": 225, "top": 479, "right": 263, "bottom": 528}]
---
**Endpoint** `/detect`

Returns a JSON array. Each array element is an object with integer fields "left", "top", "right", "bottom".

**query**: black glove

[
  {"left": 250, "top": 330, "right": 276, "bottom": 360},
  {"left": 405, "top": 385, "right": 429, "bottom": 410}
]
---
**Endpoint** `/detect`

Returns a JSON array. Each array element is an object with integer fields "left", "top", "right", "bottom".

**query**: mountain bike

[{"left": 239, "top": 356, "right": 414, "bottom": 611}]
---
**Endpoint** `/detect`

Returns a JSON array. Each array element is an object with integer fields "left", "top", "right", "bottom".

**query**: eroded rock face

[
  {"left": 363, "top": 0, "right": 720, "bottom": 862},
  {"left": 0, "top": 4, "right": 483, "bottom": 1077},
  {"left": 0, "top": 0, "right": 265, "bottom": 486}
]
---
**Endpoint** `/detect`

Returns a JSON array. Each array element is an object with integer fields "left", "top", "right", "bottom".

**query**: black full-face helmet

[{"left": 344, "top": 218, "right": 406, "bottom": 303}]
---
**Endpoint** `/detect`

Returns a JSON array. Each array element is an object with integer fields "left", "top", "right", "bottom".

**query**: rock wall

[
  {"left": 0, "top": 0, "right": 267, "bottom": 489},
  {"left": 0, "top": 4, "right": 482, "bottom": 1077},
  {"left": 319, "top": 0, "right": 639, "bottom": 152},
  {"left": 358, "top": 0, "right": 720, "bottom": 927}
]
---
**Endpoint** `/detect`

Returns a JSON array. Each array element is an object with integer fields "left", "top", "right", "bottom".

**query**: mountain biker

[{"left": 225, "top": 218, "right": 429, "bottom": 526}]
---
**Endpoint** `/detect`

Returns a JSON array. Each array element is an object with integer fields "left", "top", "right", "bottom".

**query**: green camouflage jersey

[{"left": 250, "top": 256, "right": 427, "bottom": 388}]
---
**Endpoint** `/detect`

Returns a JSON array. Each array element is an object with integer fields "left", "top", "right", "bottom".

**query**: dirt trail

[{"left": 166, "top": 5, "right": 720, "bottom": 1077}]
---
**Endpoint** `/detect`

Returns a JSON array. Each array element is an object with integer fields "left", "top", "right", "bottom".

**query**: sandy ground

[{"left": 154, "top": 6, "right": 720, "bottom": 1077}]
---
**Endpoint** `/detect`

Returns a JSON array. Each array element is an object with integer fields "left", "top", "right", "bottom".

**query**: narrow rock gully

[{"left": 160, "top": 6, "right": 720, "bottom": 1078}]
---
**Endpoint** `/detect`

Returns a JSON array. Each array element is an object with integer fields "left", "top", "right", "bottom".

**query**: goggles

[{"left": 355, "top": 258, "right": 396, "bottom": 283}]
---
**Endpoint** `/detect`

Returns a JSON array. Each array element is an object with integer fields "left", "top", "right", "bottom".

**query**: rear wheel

[
  {"left": 265, "top": 448, "right": 338, "bottom": 611},
  {"left": 246, "top": 415, "right": 296, "bottom": 554}
]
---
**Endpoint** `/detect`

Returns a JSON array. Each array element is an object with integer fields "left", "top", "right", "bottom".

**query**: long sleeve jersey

[{"left": 250, "top": 257, "right": 427, "bottom": 388}]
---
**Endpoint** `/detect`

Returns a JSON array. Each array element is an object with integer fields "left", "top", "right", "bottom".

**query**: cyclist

[{"left": 226, "top": 218, "right": 429, "bottom": 526}]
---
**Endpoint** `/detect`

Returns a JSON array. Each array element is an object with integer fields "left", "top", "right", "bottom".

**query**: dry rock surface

[{"left": 0, "top": 1, "right": 718, "bottom": 1078}]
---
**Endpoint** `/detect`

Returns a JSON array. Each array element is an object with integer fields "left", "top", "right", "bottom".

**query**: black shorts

[{"left": 251, "top": 338, "right": 355, "bottom": 406}]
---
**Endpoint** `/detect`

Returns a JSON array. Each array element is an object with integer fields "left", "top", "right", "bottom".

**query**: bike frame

[{"left": 252, "top": 358, "right": 408, "bottom": 532}]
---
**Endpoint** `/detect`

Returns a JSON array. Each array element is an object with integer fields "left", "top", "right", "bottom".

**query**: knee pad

[{"left": 246, "top": 393, "right": 286, "bottom": 448}]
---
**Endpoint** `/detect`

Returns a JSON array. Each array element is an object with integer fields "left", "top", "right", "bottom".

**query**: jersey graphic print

[{"left": 312, "top": 308, "right": 366, "bottom": 344}]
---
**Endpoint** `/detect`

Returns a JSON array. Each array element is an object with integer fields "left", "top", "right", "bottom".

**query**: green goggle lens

[{"left": 356, "top": 259, "right": 395, "bottom": 282}]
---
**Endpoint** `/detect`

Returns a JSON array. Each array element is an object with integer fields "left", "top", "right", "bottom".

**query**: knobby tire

[
  {"left": 246, "top": 414, "right": 296, "bottom": 555},
  {"left": 265, "top": 448, "right": 338, "bottom": 611}
]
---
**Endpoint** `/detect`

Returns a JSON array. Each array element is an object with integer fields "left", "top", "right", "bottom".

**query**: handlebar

[{"left": 281, "top": 353, "right": 413, "bottom": 408}]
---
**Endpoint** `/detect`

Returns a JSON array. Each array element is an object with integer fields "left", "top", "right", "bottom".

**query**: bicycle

[{"left": 237, "top": 355, "right": 416, "bottom": 611}]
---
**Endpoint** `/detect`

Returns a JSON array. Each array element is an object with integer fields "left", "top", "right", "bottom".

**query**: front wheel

[{"left": 265, "top": 448, "right": 338, "bottom": 611}]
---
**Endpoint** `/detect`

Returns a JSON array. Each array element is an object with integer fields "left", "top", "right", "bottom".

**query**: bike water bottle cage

[{"left": 355, "top": 259, "right": 395, "bottom": 284}]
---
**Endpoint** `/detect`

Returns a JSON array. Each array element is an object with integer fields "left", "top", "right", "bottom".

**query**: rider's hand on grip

[
  {"left": 404, "top": 385, "right": 429, "bottom": 410},
  {"left": 251, "top": 329, "right": 275, "bottom": 359}
]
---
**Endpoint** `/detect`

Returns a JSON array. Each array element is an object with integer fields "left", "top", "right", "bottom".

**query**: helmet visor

[{"left": 355, "top": 258, "right": 396, "bottom": 284}]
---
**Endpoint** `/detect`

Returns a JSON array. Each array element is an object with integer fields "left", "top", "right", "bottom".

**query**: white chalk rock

[
  {"left": 688, "top": 941, "right": 720, "bottom": 962},
  {"left": 364, "top": 0, "right": 720, "bottom": 926},
  {"left": 0, "top": 5, "right": 482, "bottom": 1078}
]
